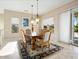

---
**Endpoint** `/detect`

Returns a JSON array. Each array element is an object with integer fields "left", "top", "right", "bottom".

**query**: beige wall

[
  {"left": 4, "top": 9, "right": 32, "bottom": 41},
  {"left": 40, "top": 0, "right": 78, "bottom": 41},
  {"left": 0, "top": 14, "right": 4, "bottom": 47},
  {"left": 0, "top": 14, "right": 4, "bottom": 29}
]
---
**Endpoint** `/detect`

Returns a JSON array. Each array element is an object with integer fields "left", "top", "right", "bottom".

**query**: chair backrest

[
  {"left": 44, "top": 31, "right": 51, "bottom": 42},
  {"left": 26, "top": 29, "right": 31, "bottom": 35},
  {"left": 20, "top": 29, "right": 26, "bottom": 43},
  {"left": 26, "top": 29, "right": 32, "bottom": 45}
]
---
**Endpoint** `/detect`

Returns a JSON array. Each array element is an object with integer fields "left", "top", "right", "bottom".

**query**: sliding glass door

[
  {"left": 59, "top": 8, "right": 78, "bottom": 45},
  {"left": 72, "top": 8, "right": 78, "bottom": 46}
]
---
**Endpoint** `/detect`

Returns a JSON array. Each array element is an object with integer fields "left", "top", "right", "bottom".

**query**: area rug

[{"left": 19, "top": 42, "right": 63, "bottom": 59}]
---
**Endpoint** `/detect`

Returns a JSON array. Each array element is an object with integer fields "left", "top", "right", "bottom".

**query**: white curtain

[{"left": 59, "top": 11, "right": 71, "bottom": 43}]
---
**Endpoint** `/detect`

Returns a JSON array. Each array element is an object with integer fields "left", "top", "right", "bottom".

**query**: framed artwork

[
  {"left": 11, "top": 24, "right": 19, "bottom": 33},
  {"left": 11, "top": 17, "right": 19, "bottom": 33},
  {"left": 22, "top": 18, "right": 29, "bottom": 27}
]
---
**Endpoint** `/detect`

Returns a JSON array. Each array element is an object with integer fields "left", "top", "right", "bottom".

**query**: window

[
  {"left": 11, "top": 17, "right": 19, "bottom": 33},
  {"left": 42, "top": 17, "right": 54, "bottom": 29}
]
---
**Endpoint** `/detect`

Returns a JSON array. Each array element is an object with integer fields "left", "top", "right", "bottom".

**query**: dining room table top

[{"left": 31, "top": 32, "right": 38, "bottom": 36}]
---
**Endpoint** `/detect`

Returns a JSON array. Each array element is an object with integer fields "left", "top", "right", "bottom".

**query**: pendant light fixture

[
  {"left": 31, "top": 5, "right": 34, "bottom": 24},
  {"left": 36, "top": 0, "right": 39, "bottom": 23},
  {"left": 31, "top": 5, "right": 34, "bottom": 32}
]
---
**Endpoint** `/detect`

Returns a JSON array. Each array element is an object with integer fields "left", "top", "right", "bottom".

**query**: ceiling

[{"left": 0, "top": 0, "right": 74, "bottom": 15}]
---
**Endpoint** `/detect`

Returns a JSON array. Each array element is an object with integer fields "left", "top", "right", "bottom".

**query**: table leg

[{"left": 32, "top": 37, "right": 36, "bottom": 50}]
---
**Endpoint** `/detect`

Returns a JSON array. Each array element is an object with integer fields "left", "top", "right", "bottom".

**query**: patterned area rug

[{"left": 18, "top": 42, "right": 63, "bottom": 59}]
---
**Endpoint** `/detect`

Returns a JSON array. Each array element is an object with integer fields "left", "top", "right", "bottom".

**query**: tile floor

[
  {"left": 0, "top": 41, "right": 78, "bottom": 59},
  {"left": 43, "top": 42, "right": 78, "bottom": 59}
]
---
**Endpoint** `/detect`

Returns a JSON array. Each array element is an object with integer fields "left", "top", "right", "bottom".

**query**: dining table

[{"left": 31, "top": 32, "right": 41, "bottom": 50}]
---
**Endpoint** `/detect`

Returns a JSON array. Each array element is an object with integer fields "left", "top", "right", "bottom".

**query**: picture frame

[
  {"left": 22, "top": 18, "right": 29, "bottom": 27},
  {"left": 11, "top": 24, "right": 19, "bottom": 33},
  {"left": 11, "top": 17, "right": 19, "bottom": 33}
]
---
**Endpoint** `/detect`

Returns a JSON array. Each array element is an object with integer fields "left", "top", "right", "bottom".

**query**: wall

[
  {"left": 0, "top": 14, "right": 4, "bottom": 47},
  {"left": 40, "top": 0, "right": 78, "bottom": 42},
  {"left": 4, "top": 10, "right": 32, "bottom": 43},
  {"left": 0, "top": 14, "right": 4, "bottom": 29}
]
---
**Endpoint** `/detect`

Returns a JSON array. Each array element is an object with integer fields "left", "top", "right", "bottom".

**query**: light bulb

[
  {"left": 31, "top": 20, "right": 34, "bottom": 24},
  {"left": 36, "top": 18, "right": 39, "bottom": 22}
]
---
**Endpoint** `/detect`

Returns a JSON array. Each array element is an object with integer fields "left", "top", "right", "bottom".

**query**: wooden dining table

[{"left": 31, "top": 32, "right": 42, "bottom": 50}]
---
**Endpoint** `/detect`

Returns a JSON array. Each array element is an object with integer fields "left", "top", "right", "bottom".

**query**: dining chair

[
  {"left": 20, "top": 29, "right": 26, "bottom": 44},
  {"left": 26, "top": 29, "right": 32, "bottom": 45},
  {"left": 20, "top": 29, "right": 29, "bottom": 58},
  {"left": 26, "top": 29, "right": 31, "bottom": 35},
  {"left": 38, "top": 29, "right": 49, "bottom": 39},
  {"left": 36, "top": 31, "right": 52, "bottom": 49},
  {"left": 20, "top": 29, "right": 27, "bottom": 48}
]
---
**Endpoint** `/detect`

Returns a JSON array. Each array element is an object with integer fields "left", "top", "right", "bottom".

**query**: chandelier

[
  {"left": 31, "top": 5, "right": 34, "bottom": 24},
  {"left": 35, "top": 0, "right": 40, "bottom": 23},
  {"left": 30, "top": 5, "right": 34, "bottom": 31},
  {"left": 31, "top": 0, "right": 40, "bottom": 24}
]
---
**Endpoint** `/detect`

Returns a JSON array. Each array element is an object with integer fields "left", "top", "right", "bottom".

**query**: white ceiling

[{"left": 0, "top": 0, "right": 74, "bottom": 15}]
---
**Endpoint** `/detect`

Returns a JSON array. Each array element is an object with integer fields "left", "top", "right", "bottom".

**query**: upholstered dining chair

[
  {"left": 20, "top": 29, "right": 27, "bottom": 45},
  {"left": 26, "top": 29, "right": 31, "bottom": 35},
  {"left": 26, "top": 29, "right": 32, "bottom": 45},
  {"left": 20, "top": 29, "right": 26, "bottom": 44},
  {"left": 36, "top": 31, "right": 52, "bottom": 49},
  {"left": 38, "top": 29, "right": 49, "bottom": 39}
]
